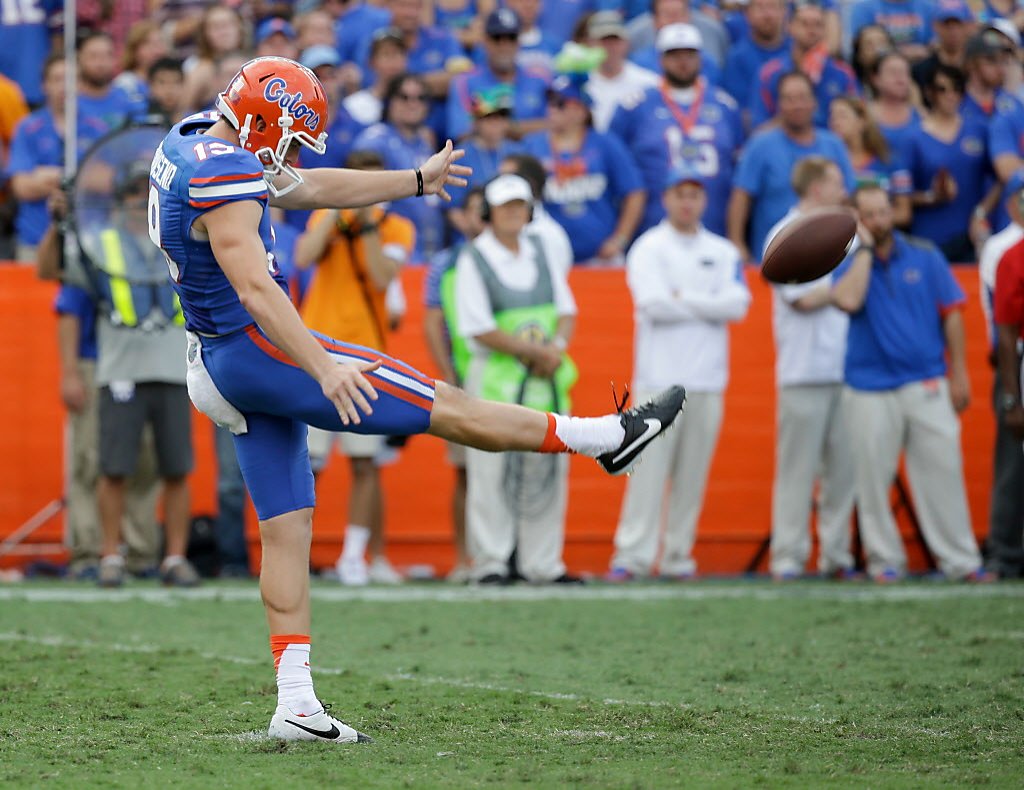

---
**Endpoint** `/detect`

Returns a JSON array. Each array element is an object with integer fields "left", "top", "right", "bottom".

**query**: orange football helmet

[{"left": 216, "top": 56, "right": 329, "bottom": 196}]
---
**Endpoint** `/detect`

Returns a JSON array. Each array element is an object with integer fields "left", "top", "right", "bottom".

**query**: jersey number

[
  {"left": 665, "top": 126, "right": 719, "bottom": 179},
  {"left": 0, "top": 0, "right": 44, "bottom": 24},
  {"left": 148, "top": 186, "right": 181, "bottom": 281},
  {"left": 193, "top": 141, "right": 235, "bottom": 160}
]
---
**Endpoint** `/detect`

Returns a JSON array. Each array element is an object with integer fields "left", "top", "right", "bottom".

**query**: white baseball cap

[
  {"left": 656, "top": 23, "right": 703, "bottom": 53},
  {"left": 485, "top": 174, "right": 533, "bottom": 207}
]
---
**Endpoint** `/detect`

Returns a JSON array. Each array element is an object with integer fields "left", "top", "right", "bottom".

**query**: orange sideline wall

[{"left": 0, "top": 264, "right": 996, "bottom": 574}]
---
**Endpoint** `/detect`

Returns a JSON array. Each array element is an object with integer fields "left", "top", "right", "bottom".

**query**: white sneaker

[
  {"left": 446, "top": 563, "right": 471, "bottom": 584},
  {"left": 368, "top": 556, "right": 403, "bottom": 584},
  {"left": 336, "top": 556, "right": 369, "bottom": 586},
  {"left": 268, "top": 702, "right": 372, "bottom": 743}
]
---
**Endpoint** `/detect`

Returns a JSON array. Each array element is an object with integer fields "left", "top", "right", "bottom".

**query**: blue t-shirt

[
  {"left": 0, "top": 0, "right": 56, "bottom": 106},
  {"left": 834, "top": 234, "right": 965, "bottom": 390},
  {"left": 906, "top": 119, "right": 989, "bottom": 248},
  {"left": 446, "top": 137, "right": 523, "bottom": 208},
  {"left": 850, "top": 0, "right": 933, "bottom": 46},
  {"left": 721, "top": 37, "right": 790, "bottom": 120},
  {"left": 78, "top": 86, "right": 136, "bottom": 132},
  {"left": 54, "top": 284, "right": 98, "bottom": 361},
  {"left": 733, "top": 126, "right": 856, "bottom": 259},
  {"left": 629, "top": 47, "right": 722, "bottom": 88},
  {"left": 538, "top": 0, "right": 598, "bottom": 44},
  {"left": 335, "top": 2, "right": 391, "bottom": 64},
  {"left": 961, "top": 88, "right": 1024, "bottom": 127},
  {"left": 356, "top": 25, "right": 462, "bottom": 82},
  {"left": 609, "top": 81, "right": 743, "bottom": 237},
  {"left": 434, "top": 0, "right": 477, "bottom": 31},
  {"left": 522, "top": 129, "right": 644, "bottom": 262},
  {"left": 7, "top": 109, "right": 109, "bottom": 247},
  {"left": 150, "top": 113, "right": 281, "bottom": 336},
  {"left": 352, "top": 122, "right": 446, "bottom": 261},
  {"left": 853, "top": 154, "right": 912, "bottom": 196},
  {"left": 447, "top": 65, "right": 549, "bottom": 141},
  {"left": 751, "top": 52, "right": 858, "bottom": 129},
  {"left": 877, "top": 108, "right": 922, "bottom": 165}
]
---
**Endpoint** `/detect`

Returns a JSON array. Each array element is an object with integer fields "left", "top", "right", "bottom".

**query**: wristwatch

[{"left": 999, "top": 392, "right": 1020, "bottom": 413}]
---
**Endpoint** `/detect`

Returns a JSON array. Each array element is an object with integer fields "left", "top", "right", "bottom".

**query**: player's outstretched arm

[
  {"left": 269, "top": 140, "right": 471, "bottom": 210},
  {"left": 197, "top": 200, "right": 381, "bottom": 425}
]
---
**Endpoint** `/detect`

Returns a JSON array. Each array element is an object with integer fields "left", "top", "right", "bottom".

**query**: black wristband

[
  {"left": 357, "top": 222, "right": 379, "bottom": 235},
  {"left": 415, "top": 168, "right": 424, "bottom": 197}
]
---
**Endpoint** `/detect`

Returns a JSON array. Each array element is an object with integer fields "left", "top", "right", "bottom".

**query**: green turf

[{"left": 1, "top": 581, "right": 1023, "bottom": 788}]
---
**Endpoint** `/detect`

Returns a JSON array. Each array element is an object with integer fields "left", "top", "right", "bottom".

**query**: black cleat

[{"left": 597, "top": 385, "right": 687, "bottom": 476}]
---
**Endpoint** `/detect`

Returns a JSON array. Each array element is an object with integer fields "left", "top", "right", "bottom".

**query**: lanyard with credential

[{"left": 659, "top": 76, "right": 706, "bottom": 137}]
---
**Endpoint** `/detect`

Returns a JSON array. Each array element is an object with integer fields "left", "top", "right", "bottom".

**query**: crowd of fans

[{"left": 2, "top": 0, "right": 1023, "bottom": 584}]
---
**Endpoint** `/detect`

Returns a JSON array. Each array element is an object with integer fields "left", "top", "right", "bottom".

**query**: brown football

[{"left": 761, "top": 207, "right": 857, "bottom": 285}]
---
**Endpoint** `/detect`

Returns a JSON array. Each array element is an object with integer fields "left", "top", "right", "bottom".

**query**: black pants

[{"left": 986, "top": 371, "right": 1024, "bottom": 577}]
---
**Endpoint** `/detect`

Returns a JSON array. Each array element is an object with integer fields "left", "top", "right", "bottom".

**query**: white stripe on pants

[
  {"left": 465, "top": 448, "right": 568, "bottom": 582},
  {"left": 844, "top": 380, "right": 981, "bottom": 578},
  {"left": 611, "top": 391, "right": 723, "bottom": 576},
  {"left": 770, "top": 384, "right": 855, "bottom": 576}
]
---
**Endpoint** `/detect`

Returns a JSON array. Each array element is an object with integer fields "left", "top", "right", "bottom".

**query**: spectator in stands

[
  {"left": 750, "top": 1, "right": 857, "bottom": 130},
  {"left": 610, "top": 23, "right": 742, "bottom": 239},
  {"left": 454, "top": 174, "right": 579, "bottom": 585},
  {"left": 538, "top": 0, "right": 598, "bottom": 45},
  {"left": 979, "top": 0, "right": 1024, "bottom": 29},
  {"left": 256, "top": 17, "right": 300, "bottom": 61},
  {"left": 729, "top": 70, "right": 855, "bottom": 261},
  {"left": 499, "top": 152, "right": 574, "bottom": 276},
  {"left": 9, "top": 56, "right": 108, "bottom": 263},
  {"left": 963, "top": 27, "right": 1023, "bottom": 125},
  {"left": 301, "top": 46, "right": 363, "bottom": 171},
  {"left": 907, "top": 64, "right": 995, "bottom": 262},
  {"left": 523, "top": 74, "right": 645, "bottom": 265},
  {"left": 295, "top": 149, "right": 414, "bottom": 586},
  {"left": 447, "top": 8, "right": 551, "bottom": 141},
  {"left": 503, "top": 0, "right": 561, "bottom": 81},
  {"left": 867, "top": 51, "right": 922, "bottom": 160},
  {"left": 608, "top": 163, "right": 750, "bottom": 582},
  {"left": 721, "top": 0, "right": 789, "bottom": 131},
  {"left": 584, "top": 11, "right": 658, "bottom": 133},
  {"left": 850, "top": 0, "right": 933, "bottom": 63},
  {"left": 326, "top": 0, "right": 391, "bottom": 71},
  {"left": 158, "top": 0, "right": 210, "bottom": 59},
  {"left": 181, "top": 4, "right": 246, "bottom": 116},
  {"left": 765, "top": 157, "right": 856, "bottom": 581},
  {"left": 911, "top": 0, "right": 974, "bottom": 93},
  {"left": 114, "top": 21, "right": 170, "bottom": 113},
  {"left": 427, "top": 0, "right": 492, "bottom": 52},
  {"left": 423, "top": 186, "right": 489, "bottom": 584},
  {"left": 143, "top": 58, "right": 186, "bottom": 127},
  {"left": 194, "top": 52, "right": 252, "bottom": 114},
  {"left": 0, "top": 71, "right": 28, "bottom": 259},
  {"left": 295, "top": 7, "right": 339, "bottom": 51},
  {"left": 628, "top": 0, "right": 729, "bottom": 70},
  {"left": 832, "top": 184, "right": 989, "bottom": 583},
  {"left": 0, "top": 0, "right": 52, "bottom": 107},
  {"left": 979, "top": 170, "right": 1024, "bottom": 579},
  {"left": 446, "top": 84, "right": 522, "bottom": 236},
  {"left": 36, "top": 200, "right": 162, "bottom": 582},
  {"left": 354, "top": 74, "right": 446, "bottom": 261},
  {"left": 829, "top": 95, "right": 912, "bottom": 226},
  {"left": 77, "top": 30, "right": 138, "bottom": 130},
  {"left": 851, "top": 24, "right": 896, "bottom": 95},
  {"left": 344, "top": 28, "right": 409, "bottom": 127}
]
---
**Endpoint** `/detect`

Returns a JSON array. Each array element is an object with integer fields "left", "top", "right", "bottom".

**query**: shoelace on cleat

[{"left": 610, "top": 382, "right": 631, "bottom": 414}]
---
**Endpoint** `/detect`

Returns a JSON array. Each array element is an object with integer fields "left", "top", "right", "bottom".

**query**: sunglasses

[
  {"left": 396, "top": 92, "right": 426, "bottom": 102},
  {"left": 488, "top": 33, "right": 518, "bottom": 43}
]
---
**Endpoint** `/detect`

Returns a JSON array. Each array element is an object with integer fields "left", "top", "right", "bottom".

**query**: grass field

[{"left": 1, "top": 580, "right": 1023, "bottom": 788}]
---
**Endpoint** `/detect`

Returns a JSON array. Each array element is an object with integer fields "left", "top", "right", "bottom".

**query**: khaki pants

[
  {"left": 769, "top": 384, "right": 855, "bottom": 576},
  {"left": 66, "top": 360, "right": 161, "bottom": 573},
  {"left": 844, "top": 380, "right": 981, "bottom": 578},
  {"left": 611, "top": 391, "right": 723, "bottom": 577}
]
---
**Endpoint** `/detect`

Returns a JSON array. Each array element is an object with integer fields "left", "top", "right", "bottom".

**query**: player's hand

[
  {"left": 949, "top": 368, "right": 971, "bottom": 413},
  {"left": 419, "top": 140, "right": 471, "bottom": 202},
  {"left": 61, "top": 371, "right": 88, "bottom": 414},
  {"left": 320, "top": 359, "right": 381, "bottom": 426},
  {"left": 1006, "top": 405, "right": 1024, "bottom": 439}
]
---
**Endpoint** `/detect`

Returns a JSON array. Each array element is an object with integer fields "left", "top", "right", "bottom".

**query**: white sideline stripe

[
  {"left": 0, "top": 632, "right": 680, "bottom": 709},
  {"left": 188, "top": 181, "right": 267, "bottom": 199},
  {"left": 326, "top": 350, "right": 435, "bottom": 400},
  {"left": 0, "top": 584, "right": 1023, "bottom": 605}
]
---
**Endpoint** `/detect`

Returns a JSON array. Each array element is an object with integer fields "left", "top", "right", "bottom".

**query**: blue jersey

[
  {"left": 853, "top": 154, "right": 912, "bottom": 196},
  {"left": 877, "top": 108, "right": 922, "bottom": 166},
  {"left": 850, "top": 0, "right": 933, "bottom": 46},
  {"left": 538, "top": 0, "right": 598, "bottom": 44},
  {"left": 751, "top": 52, "right": 858, "bottom": 129},
  {"left": 721, "top": 37, "right": 790, "bottom": 121},
  {"left": 335, "top": 2, "right": 391, "bottom": 64},
  {"left": 733, "top": 126, "right": 856, "bottom": 260},
  {"left": 54, "top": 284, "right": 98, "bottom": 361},
  {"left": 609, "top": 80, "right": 743, "bottom": 236},
  {"left": 148, "top": 113, "right": 280, "bottom": 336},
  {"left": 961, "top": 88, "right": 1024, "bottom": 127},
  {"left": 833, "top": 233, "right": 965, "bottom": 391},
  {"left": 906, "top": 119, "right": 989, "bottom": 249},
  {"left": 78, "top": 86, "right": 137, "bottom": 132},
  {"left": 447, "top": 65, "right": 549, "bottom": 142},
  {"left": 8, "top": 109, "right": 109, "bottom": 246},
  {"left": 352, "top": 122, "right": 446, "bottom": 261},
  {"left": 522, "top": 129, "right": 644, "bottom": 262},
  {"left": 446, "top": 137, "right": 523, "bottom": 209},
  {"left": 0, "top": 0, "right": 55, "bottom": 106}
]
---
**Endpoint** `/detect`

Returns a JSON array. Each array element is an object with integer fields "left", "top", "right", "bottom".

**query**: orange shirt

[
  {"left": 299, "top": 207, "right": 414, "bottom": 350},
  {"left": 0, "top": 74, "right": 28, "bottom": 160}
]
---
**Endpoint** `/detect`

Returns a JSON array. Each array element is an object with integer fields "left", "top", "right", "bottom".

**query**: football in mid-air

[{"left": 761, "top": 207, "right": 857, "bottom": 285}]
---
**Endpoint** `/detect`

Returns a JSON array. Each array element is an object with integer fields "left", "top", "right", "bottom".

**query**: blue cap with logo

[
  {"left": 256, "top": 17, "right": 296, "bottom": 45},
  {"left": 486, "top": 8, "right": 521, "bottom": 37},
  {"left": 547, "top": 73, "right": 592, "bottom": 108},
  {"left": 664, "top": 161, "right": 705, "bottom": 190},
  {"left": 935, "top": 0, "right": 973, "bottom": 22}
]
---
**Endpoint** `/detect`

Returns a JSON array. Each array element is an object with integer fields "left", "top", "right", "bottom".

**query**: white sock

[
  {"left": 275, "top": 642, "right": 320, "bottom": 715},
  {"left": 552, "top": 414, "right": 625, "bottom": 457},
  {"left": 341, "top": 525, "right": 370, "bottom": 562}
]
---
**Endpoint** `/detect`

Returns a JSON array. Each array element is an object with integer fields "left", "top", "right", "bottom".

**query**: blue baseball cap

[
  {"left": 256, "top": 17, "right": 296, "bottom": 45},
  {"left": 300, "top": 45, "right": 340, "bottom": 71},
  {"left": 935, "top": 0, "right": 973, "bottom": 22},
  {"left": 547, "top": 73, "right": 593, "bottom": 108},
  {"left": 1006, "top": 169, "right": 1024, "bottom": 200},
  {"left": 485, "top": 8, "right": 520, "bottom": 37},
  {"left": 664, "top": 161, "right": 705, "bottom": 190}
]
